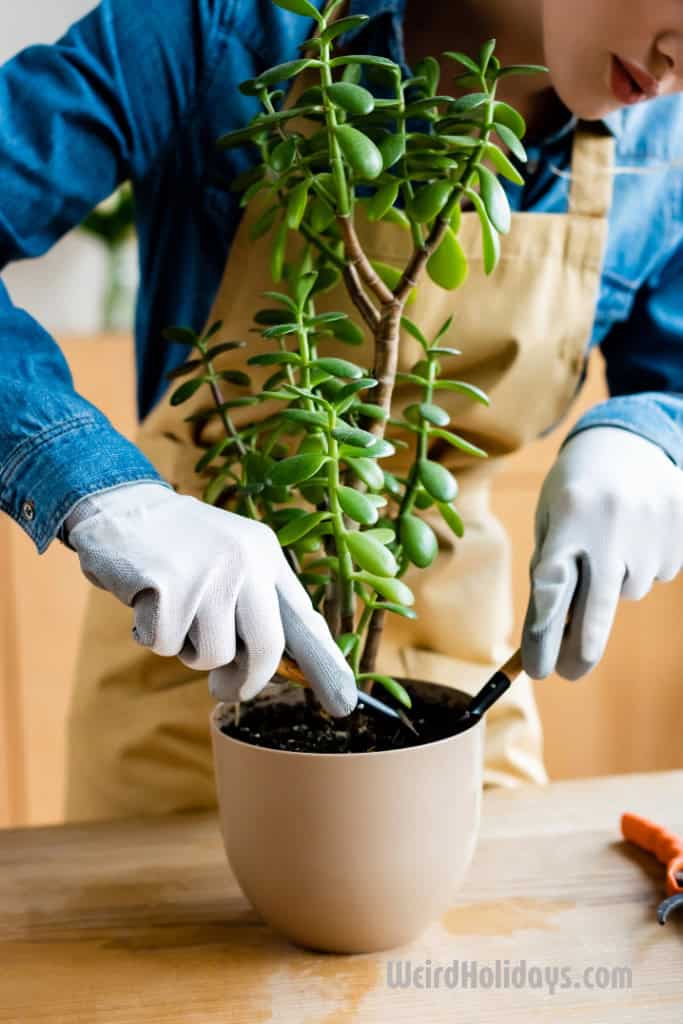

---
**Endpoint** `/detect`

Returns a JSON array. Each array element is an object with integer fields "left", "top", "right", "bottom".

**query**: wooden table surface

[{"left": 1, "top": 772, "right": 682, "bottom": 1023}]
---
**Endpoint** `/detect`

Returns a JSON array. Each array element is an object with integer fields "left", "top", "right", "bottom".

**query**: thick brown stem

[
  {"left": 338, "top": 215, "right": 394, "bottom": 305},
  {"left": 368, "top": 301, "right": 403, "bottom": 436},
  {"left": 342, "top": 265, "right": 380, "bottom": 332},
  {"left": 394, "top": 215, "right": 450, "bottom": 304},
  {"left": 359, "top": 607, "right": 385, "bottom": 674}
]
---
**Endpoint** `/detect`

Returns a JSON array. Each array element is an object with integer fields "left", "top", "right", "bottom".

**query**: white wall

[{"left": 0, "top": 0, "right": 138, "bottom": 335}]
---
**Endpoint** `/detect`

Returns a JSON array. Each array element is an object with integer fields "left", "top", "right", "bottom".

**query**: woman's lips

[{"left": 610, "top": 55, "right": 660, "bottom": 105}]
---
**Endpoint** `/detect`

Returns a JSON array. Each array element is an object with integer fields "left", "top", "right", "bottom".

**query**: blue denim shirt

[{"left": 1, "top": 0, "right": 682, "bottom": 552}]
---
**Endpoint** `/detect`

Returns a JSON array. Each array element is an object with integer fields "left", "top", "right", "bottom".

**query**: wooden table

[{"left": 1, "top": 772, "right": 682, "bottom": 1023}]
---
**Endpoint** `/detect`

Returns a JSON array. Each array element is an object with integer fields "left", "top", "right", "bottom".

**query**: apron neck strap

[{"left": 567, "top": 124, "right": 616, "bottom": 219}]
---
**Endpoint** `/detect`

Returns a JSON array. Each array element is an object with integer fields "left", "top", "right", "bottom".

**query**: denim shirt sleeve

[
  {"left": 0, "top": 0, "right": 225, "bottom": 552},
  {"left": 564, "top": 246, "right": 683, "bottom": 469}
]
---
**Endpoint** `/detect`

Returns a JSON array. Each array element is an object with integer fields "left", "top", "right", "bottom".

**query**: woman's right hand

[{"left": 64, "top": 482, "right": 358, "bottom": 717}]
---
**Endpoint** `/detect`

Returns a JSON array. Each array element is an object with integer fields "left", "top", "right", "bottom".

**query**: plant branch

[
  {"left": 394, "top": 214, "right": 451, "bottom": 304},
  {"left": 338, "top": 215, "right": 395, "bottom": 305},
  {"left": 342, "top": 265, "right": 380, "bottom": 331}
]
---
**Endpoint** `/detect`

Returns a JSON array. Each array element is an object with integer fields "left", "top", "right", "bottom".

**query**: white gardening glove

[
  {"left": 522, "top": 427, "right": 683, "bottom": 680},
  {"left": 63, "top": 482, "right": 357, "bottom": 716}
]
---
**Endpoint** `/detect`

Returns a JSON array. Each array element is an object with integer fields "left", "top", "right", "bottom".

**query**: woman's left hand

[{"left": 522, "top": 426, "right": 683, "bottom": 680}]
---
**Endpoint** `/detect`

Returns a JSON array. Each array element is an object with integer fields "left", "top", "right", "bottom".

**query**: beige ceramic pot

[{"left": 210, "top": 680, "right": 483, "bottom": 954}]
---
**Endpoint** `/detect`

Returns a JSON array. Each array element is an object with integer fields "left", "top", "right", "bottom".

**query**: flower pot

[{"left": 210, "top": 679, "right": 483, "bottom": 953}]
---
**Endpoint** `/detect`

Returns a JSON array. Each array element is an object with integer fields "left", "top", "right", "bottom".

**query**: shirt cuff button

[{"left": 21, "top": 499, "right": 35, "bottom": 522}]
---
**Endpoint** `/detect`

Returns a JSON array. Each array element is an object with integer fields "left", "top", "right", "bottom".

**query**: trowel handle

[{"left": 466, "top": 648, "right": 524, "bottom": 721}]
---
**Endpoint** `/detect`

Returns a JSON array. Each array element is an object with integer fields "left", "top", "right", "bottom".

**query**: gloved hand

[
  {"left": 63, "top": 482, "right": 357, "bottom": 716},
  {"left": 522, "top": 427, "right": 683, "bottom": 680}
]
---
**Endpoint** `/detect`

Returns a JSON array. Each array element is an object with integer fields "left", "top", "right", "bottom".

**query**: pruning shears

[{"left": 621, "top": 812, "right": 683, "bottom": 924}]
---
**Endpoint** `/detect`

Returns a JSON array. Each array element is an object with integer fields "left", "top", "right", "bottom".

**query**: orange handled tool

[{"left": 621, "top": 812, "right": 683, "bottom": 924}]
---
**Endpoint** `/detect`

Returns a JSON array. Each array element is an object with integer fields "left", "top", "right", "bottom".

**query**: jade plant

[{"left": 163, "top": 0, "right": 544, "bottom": 712}]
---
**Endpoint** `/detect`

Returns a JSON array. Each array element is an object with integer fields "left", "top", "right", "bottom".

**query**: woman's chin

[{"left": 552, "top": 76, "right": 622, "bottom": 122}]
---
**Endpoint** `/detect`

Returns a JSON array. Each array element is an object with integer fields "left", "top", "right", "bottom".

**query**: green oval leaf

[
  {"left": 359, "top": 674, "right": 412, "bottom": 708},
  {"left": 372, "top": 602, "right": 417, "bottom": 620},
  {"left": 414, "top": 402, "right": 450, "bottom": 426},
  {"left": 497, "top": 63, "right": 548, "bottom": 79},
  {"left": 277, "top": 511, "right": 331, "bottom": 547},
  {"left": 286, "top": 180, "right": 309, "bottom": 229},
  {"left": 466, "top": 189, "right": 500, "bottom": 274},
  {"left": 320, "top": 14, "right": 370, "bottom": 44},
  {"left": 356, "top": 572, "right": 415, "bottom": 606},
  {"left": 330, "top": 54, "right": 398, "bottom": 71},
  {"left": 493, "top": 101, "right": 526, "bottom": 139},
  {"left": 434, "top": 379, "right": 491, "bottom": 405},
  {"left": 271, "top": 0, "right": 321, "bottom": 18},
  {"left": 408, "top": 180, "right": 453, "bottom": 223},
  {"left": 313, "top": 357, "right": 364, "bottom": 380},
  {"left": 493, "top": 121, "right": 527, "bottom": 163},
  {"left": 339, "top": 438, "right": 394, "bottom": 460},
  {"left": 218, "top": 369, "right": 251, "bottom": 387},
  {"left": 270, "top": 137, "right": 296, "bottom": 173},
  {"left": 476, "top": 164, "right": 511, "bottom": 234},
  {"left": 438, "top": 501, "right": 465, "bottom": 538},
  {"left": 428, "top": 427, "right": 488, "bottom": 458},
  {"left": 327, "top": 82, "right": 375, "bottom": 116},
  {"left": 400, "top": 316, "right": 428, "bottom": 349},
  {"left": 254, "top": 59, "right": 315, "bottom": 89},
  {"left": 270, "top": 453, "right": 329, "bottom": 486},
  {"left": 338, "top": 486, "right": 380, "bottom": 526},
  {"left": 479, "top": 38, "right": 496, "bottom": 74},
  {"left": 335, "top": 125, "right": 383, "bottom": 180},
  {"left": 344, "top": 457, "right": 385, "bottom": 491},
  {"left": 484, "top": 143, "right": 525, "bottom": 186},
  {"left": 419, "top": 459, "right": 458, "bottom": 502},
  {"left": 414, "top": 488, "right": 433, "bottom": 510},
  {"left": 194, "top": 436, "right": 233, "bottom": 473},
  {"left": 333, "top": 424, "right": 376, "bottom": 448},
  {"left": 378, "top": 133, "right": 405, "bottom": 170},
  {"left": 330, "top": 317, "right": 365, "bottom": 346},
  {"left": 426, "top": 226, "right": 469, "bottom": 289},
  {"left": 346, "top": 532, "right": 398, "bottom": 577},
  {"left": 362, "top": 437, "right": 395, "bottom": 458},
  {"left": 279, "top": 408, "right": 328, "bottom": 428},
  {"left": 400, "top": 514, "right": 438, "bottom": 568},
  {"left": 270, "top": 218, "right": 288, "bottom": 282},
  {"left": 308, "top": 196, "right": 336, "bottom": 233},
  {"left": 365, "top": 181, "right": 400, "bottom": 222},
  {"left": 336, "top": 631, "right": 360, "bottom": 657},
  {"left": 448, "top": 91, "right": 489, "bottom": 113},
  {"left": 247, "top": 351, "right": 301, "bottom": 366},
  {"left": 162, "top": 326, "right": 199, "bottom": 348},
  {"left": 363, "top": 527, "right": 395, "bottom": 545},
  {"left": 166, "top": 357, "right": 203, "bottom": 381},
  {"left": 170, "top": 377, "right": 205, "bottom": 406},
  {"left": 443, "top": 51, "right": 481, "bottom": 75}
]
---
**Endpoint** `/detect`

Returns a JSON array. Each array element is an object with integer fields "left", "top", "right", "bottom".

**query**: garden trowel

[{"left": 276, "top": 654, "right": 419, "bottom": 735}]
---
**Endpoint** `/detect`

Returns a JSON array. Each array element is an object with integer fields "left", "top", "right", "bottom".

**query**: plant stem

[
  {"left": 325, "top": 424, "right": 356, "bottom": 636},
  {"left": 320, "top": 40, "right": 351, "bottom": 216}
]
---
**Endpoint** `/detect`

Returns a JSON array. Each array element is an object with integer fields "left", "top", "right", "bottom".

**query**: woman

[{"left": 0, "top": 0, "right": 681, "bottom": 819}]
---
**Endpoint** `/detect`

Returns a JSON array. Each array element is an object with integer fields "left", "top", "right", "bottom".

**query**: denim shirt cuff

[
  {"left": 563, "top": 395, "right": 683, "bottom": 469},
  {"left": 0, "top": 412, "right": 171, "bottom": 553}
]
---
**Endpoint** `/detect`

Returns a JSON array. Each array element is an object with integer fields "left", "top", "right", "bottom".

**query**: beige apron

[{"left": 65, "top": 68, "right": 614, "bottom": 820}]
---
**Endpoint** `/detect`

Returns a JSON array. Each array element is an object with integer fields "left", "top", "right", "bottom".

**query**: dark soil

[{"left": 220, "top": 682, "right": 472, "bottom": 754}]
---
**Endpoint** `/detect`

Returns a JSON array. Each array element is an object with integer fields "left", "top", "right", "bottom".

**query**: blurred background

[{"left": 1, "top": 2, "right": 682, "bottom": 829}]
